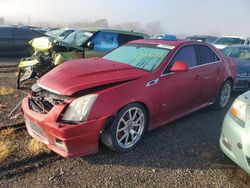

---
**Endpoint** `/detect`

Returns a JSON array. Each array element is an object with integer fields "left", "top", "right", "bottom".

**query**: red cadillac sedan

[{"left": 22, "top": 40, "right": 236, "bottom": 157}]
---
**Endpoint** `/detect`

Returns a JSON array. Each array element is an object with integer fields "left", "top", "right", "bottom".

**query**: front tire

[
  {"left": 101, "top": 103, "right": 148, "bottom": 152},
  {"left": 212, "top": 80, "right": 232, "bottom": 110}
]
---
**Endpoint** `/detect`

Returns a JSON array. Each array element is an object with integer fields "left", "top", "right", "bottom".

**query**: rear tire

[
  {"left": 101, "top": 103, "right": 148, "bottom": 152},
  {"left": 212, "top": 80, "right": 232, "bottom": 110}
]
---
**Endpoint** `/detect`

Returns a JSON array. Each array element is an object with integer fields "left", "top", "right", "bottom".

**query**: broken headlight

[{"left": 61, "top": 94, "right": 98, "bottom": 122}]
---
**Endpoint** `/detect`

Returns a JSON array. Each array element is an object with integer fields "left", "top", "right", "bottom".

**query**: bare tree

[
  {"left": 0, "top": 17, "right": 5, "bottom": 24},
  {"left": 145, "top": 21, "right": 165, "bottom": 35},
  {"left": 113, "top": 22, "right": 145, "bottom": 33},
  {"left": 94, "top": 19, "right": 109, "bottom": 28}
]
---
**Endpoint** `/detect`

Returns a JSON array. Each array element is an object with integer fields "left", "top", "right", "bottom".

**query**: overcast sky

[{"left": 0, "top": 0, "right": 250, "bottom": 35}]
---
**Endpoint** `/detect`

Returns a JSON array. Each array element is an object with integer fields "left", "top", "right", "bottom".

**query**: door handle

[
  {"left": 216, "top": 68, "right": 221, "bottom": 73},
  {"left": 194, "top": 75, "right": 200, "bottom": 80}
]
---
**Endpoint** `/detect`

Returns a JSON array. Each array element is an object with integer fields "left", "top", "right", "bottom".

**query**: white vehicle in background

[{"left": 213, "top": 36, "right": 250, "bottom": 50}]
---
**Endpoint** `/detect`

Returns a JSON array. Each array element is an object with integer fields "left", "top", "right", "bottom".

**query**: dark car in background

[
  {"left": 186, "top": 35, "right": 218, "bottom": 43},
  {"left": 0, "top": 25, "right": 45, "bottom": 56},
  {"left": 222, "top": 45, "right": 250, "bottom": 91}
]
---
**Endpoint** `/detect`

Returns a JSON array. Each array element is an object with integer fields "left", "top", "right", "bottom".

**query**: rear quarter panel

[{"left": 214, "top": 47, "right": 236, "bottom": 82}]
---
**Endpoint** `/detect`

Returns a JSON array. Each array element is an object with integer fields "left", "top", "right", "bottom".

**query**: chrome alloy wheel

[
  {"left": 219, "top": 82, "right": 232, "bottom": 107},
  {"left": 116, "top": 107, "right": 145, "bottom": 149}
]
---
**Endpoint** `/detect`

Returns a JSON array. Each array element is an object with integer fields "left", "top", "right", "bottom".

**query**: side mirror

[
  {"left": 87, "top": 42, "right": 94, "bottom": 49},
  {"left": 170, "top": 61, "right": 189, "bottom": 72}
]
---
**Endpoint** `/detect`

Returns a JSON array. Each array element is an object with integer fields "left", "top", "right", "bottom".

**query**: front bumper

[
  {"left": 22, "top": 96, "right": 107, "bottom": 158},
  {"left": 220, "top": 112, "right": 250, "bottom": 174}
]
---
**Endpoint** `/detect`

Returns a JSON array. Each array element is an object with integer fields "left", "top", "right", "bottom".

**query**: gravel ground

[{"left": 0, "top": 59, "right": 250, "bottom": 188}]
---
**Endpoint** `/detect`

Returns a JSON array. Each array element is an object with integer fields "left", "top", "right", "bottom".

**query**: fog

[{"left": 0, "top": 0, "right": 250, "bottom": 36}]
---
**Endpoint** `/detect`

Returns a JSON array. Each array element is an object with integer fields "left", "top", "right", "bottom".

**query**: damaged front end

[
  {"left": 29, "top": 83, "right": 68, "bottom": 114},
  {"left": 17, "top": 37, "right": 83, "bottom": 89},
  {"left": 22, "top": 83, "right": 107, "bottom": 157}
]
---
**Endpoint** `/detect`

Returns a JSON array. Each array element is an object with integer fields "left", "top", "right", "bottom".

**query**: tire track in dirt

[{"left": 0, "top": 153, "right": 62, "bottom": 180}]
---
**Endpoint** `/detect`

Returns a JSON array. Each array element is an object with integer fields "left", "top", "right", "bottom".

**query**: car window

[
  {"left": 91, "top": 31, "right": 119, "bottom": 52},
  {"left": 214, "top": 37, "right": 245, "bottom": 45},
  {"left": 169, "top": 45, "right": 197, "bottom": 69},
  {"left": 0, "top": 27, "right": 12, "bottom": 38},
  {"left": 103, "top": 43, "right": 171, "bottom": 71},
  {"left": 64, "top": 30, "right": 93, "bottom": 46},
  {"left": 223, "top": 47, "right": 250, "bottom": 60},
  {"left": 60, "top": 30, "right": 73, "bottom": 38},
  {"left": 118, "top": 34, "right": 143, "bottom": 46},
  {"left": 13, "top": 28, "right": 35, "bottom": 38},
  {"left": 196, "top": 45, "right": 220, "bottom": 65},
  {"left": 205, "top": 37, "right": 217, "bottom": 43},
  {"left": 221, "top": 47, "right": 233, "bottom": 56}
]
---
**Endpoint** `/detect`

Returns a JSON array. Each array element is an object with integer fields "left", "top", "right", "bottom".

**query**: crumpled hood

[{"left": 38, "top": 58, "right": 148, "bottom": 96}]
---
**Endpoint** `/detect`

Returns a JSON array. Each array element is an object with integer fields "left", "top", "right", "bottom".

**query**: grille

[
  {"left": 26, "top": 119, "right": 47, "bottom": 141},
  {"left": 29, "top": 97, "right": 54, "bottom": 114}
]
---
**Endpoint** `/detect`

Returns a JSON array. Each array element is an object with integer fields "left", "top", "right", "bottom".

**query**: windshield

[
  {"left": 64, "top": 30, "right": 94, "bottom": 46},
  {"left": 103, "top": 43, "right": 172, "bottom": 71},
  {"left": 222, "top": 47, "right": 250, "bottom": 61},
  {"left": 45, "top": 29, "right": 65, "bottom": 38},
  {"left": 214, "top": 37, "right": 245, "bottom": 45}
]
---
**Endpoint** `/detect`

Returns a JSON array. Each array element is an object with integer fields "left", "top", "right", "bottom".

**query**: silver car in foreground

[{"left": 220, "top": 91, "right": 250, "bottom": 174}]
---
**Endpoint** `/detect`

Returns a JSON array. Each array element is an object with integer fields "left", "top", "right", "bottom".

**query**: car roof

[
  {"left": 77, "top": 28, "right": 148, "bottom": 37},
  {"left": 128, "top": 39, "right": 203, "bottom": 47},
  {"left": 219, "top": 36, "right": 247, "bottom": 39},
  {"left": 0, "top": 25, "right": 14, "bottom": 28},
  {"left": 0, "top": 25, "right": 32, "bottom": 29},
  {"left": 226, "top": 45, "right": 250, "bottom": 48},
  {"left": 187, "top": 35, "right": 217, "bottom": 38}
]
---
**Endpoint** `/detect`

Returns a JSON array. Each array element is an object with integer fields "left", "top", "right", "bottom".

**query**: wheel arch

[
  {"left": 101, "top": 101, "right": 150, "bottom": 132},
  {"left": 224, "top": 77, "right": 234, "bottom": 85}
]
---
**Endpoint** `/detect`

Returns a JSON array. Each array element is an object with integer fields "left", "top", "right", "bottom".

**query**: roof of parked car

[
  {"left": 129, "top": 39, "right": 201, "bottom": 47},
  {"left": 225, "top": 45, "right": 250, "bottom": 48},
  {"left": 77, "top": 28, "right": 148, "bottom": 37},
  {"left": 186, "top": 35, "right": 217, "bottom": 38},
  {"left": 219, "top": 36, "right": 247, "bottom": 39}
]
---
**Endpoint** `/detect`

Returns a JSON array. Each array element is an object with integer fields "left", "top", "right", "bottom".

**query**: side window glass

[
  {"left": 13, "top": 28, "right": 33, "bottom": 38},
  {"left": 197, "top": 45, "right": 220, "bottom": 65},
  {"left": 169, "top": 45, "right": 197, "bottom": 68},
  {"left": 221, "top": 47, "right": 233, "bottom": 57},
  {"left": 0, "top": 28, "right": 12, "bottom": 38},
  {"left": 118, "top": 34, "right": 143, "bottom": 46},
  {"left": 91, "top": 32, "right": 118, "bottom": 52}
]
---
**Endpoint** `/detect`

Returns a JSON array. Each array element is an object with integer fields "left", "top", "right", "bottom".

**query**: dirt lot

[{"left": 0, "top": 60, "right": 250, "bottom": 188}]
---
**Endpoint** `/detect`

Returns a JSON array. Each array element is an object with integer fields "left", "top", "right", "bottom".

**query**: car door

[
  {"left": 0, "top": 27, "right": 13, "bottom": 56},
  {"left": 196, "top": 44, "right": 223, "bottom": 103},
  {"left": 86, "top": 31, "right": 119, "bottom": 58},
  {"left": 159, "top": 45, "right": 202, "bottom": 121}
]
